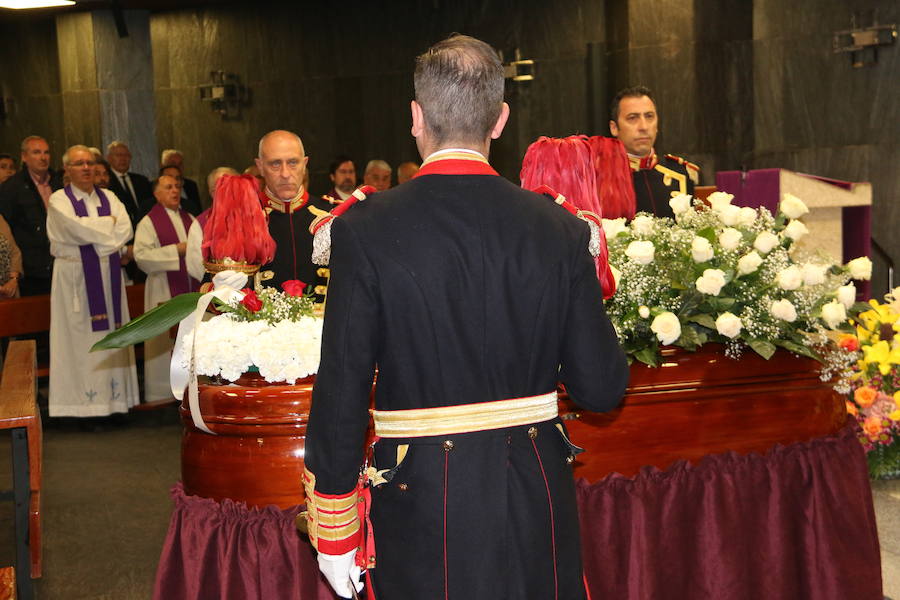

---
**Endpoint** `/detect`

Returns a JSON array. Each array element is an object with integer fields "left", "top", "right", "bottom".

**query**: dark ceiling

[{"left": 0, "top": 0, "right": 234, "bottom": 19}]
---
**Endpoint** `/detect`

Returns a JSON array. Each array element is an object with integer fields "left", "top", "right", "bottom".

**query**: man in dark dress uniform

[
  {"left": 255, "top": 130, "right": 337, "bottom": 301},
  {"left": 0, "top": 135, "right": 63, "bottom": 296},
  {"left": 303, "top": 35, "right": 629, "bottom": 599},
  {"left": 609, "top": 86, "right": 699, "bottom": 219}
]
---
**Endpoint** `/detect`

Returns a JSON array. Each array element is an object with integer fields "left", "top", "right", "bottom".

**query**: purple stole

[
  {"left": 147, "top": 203, "right": 199, "bottom": 297},
  {"left": 196, "top": 208, "right": 211, "bottom": 229},
  {"left": 64, "top": 185, "right": 123, "bottom": 332}
]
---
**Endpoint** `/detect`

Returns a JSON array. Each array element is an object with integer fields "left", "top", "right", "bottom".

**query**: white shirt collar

[{"left": 111, "top": 168, "right": 128, "bottom": 178}]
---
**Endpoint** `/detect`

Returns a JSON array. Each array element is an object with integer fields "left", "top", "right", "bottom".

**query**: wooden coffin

[
  {"left": 559, "top": 345, "right": 846, "bottom": 481},
  {"left": 180, "top": 373, "right": 314, "bottom": 509},
  {"left": 181, "top": 345, "right": 845, "bottom": 508}
]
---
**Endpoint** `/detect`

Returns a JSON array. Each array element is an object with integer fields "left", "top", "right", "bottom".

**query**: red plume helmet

[
  {"left": 201, "top": 174, "right": 276, "bottom": 265},
  {"left": 520, "top": 135, "right": 623, "bottom": 298}
]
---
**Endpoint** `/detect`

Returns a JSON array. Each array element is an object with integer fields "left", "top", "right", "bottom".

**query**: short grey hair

[
  {"left": 20, "top": 135, "right": 47, "bottom": 153},
  {"left": 106, "top": 140, "right": 130, "bottom": 154},
  {"left": 62, "top": 145, "right": 94, "bottom": 166},
  {"left": 206, "top": 166, "right": 239, "bottom": 195},
  {"left": 365, "top": 159, "right": 392, "bottom": 174},
  {"left": 414, "top": 35, "right": 505, "bottom": 146},
  {"left": 161, "top": 148, "right": 183, "bottom": 165}
]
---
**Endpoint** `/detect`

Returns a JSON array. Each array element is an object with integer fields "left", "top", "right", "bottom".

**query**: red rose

[
  {"left": 282, "top": 279, "right": 307, "bottom": 297},
  {"left": 239, "top": 288, "right": 263, "bottom": 312}
]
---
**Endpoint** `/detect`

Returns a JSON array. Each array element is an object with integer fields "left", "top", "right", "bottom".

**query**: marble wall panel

[
  {"left": 55, "top": 13, "right": 97, "bottom": 94},
  {"left": 60, "top": 90, "right": 102, "bottom": 149},
  {"left": 0, "top": 18, "right": 65, "bottom": 158},
  {"left": 627, "top": 0, "right": 695, "bottom": 48}
]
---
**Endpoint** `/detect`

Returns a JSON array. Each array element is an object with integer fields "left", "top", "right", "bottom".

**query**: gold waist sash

[{"left": 371, "top": 391, "right": 558, "bottom": 438}]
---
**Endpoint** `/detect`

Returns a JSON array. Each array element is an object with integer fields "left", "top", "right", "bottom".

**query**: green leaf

[
  {"left": 634, "top": 346, "right": 659, "bottom": 367},
  {"left": 775, "top": 339, "right": 820, "bottom": 361},
  {"left": 675, "top": 324, "right": 703, "bottom": 351},
  {"left": 747, "top": 339, "right": 777, "bottom": 360},
  {"left": 696, "top": 227, "right": 716, "bottom": 243},
  {"left": 688, "top": 314, "right": 717, "bottom": 330},
  {"left": 91, "top": 292, "right": 205, "bottom": 351}
]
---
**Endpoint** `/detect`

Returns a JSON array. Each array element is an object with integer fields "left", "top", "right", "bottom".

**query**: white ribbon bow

[{"left": 169, "top": 271, "right": 249, "bottom": 434}]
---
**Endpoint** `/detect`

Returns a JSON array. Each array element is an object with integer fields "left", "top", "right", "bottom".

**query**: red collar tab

[
  {"left": 264, "top": 188, "right": 309, "bottom": 213},
  {"left": 628, "top": 150, "right": 658, "bottom": 171},
  {"left": 414, "top": 152, "right": 498, "bottom": 177}
]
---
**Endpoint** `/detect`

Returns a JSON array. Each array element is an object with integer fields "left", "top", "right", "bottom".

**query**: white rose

[
  {"left": 738, "top": 206, "right": 758, "bottom": 227},
  {"left": 601, "top": 217, "right": 627, "bottom": 239},
  {"left": 837, "top": 283, "right": 856, "bottom": 309},
  {"left": 753, "top": 231, "right": 780, "bottom": 254},
  {"left": 846, "top": 256, "right": 873, "bottom": 280},
  {"left": 715, "top": 312, "right": 743, "bottom": 339},
  {"left": 691, "top": 236, "right": 714, "bottom": 263},
  {"left": 718, "top": 228, "right": 743, "bottom": 251},
  {"left": 821, "top": 300, "right": 847, "bottom": 328},
  {"left": 737, "top": 251, "right": 763, "bottom": 275},
  {"left": 696, "top": 268, "right": 727, "bottom": 296},
  {"left": 650, "top": 311, "right": 682, "bottom": 345},
  {"left": 707, "top": 191, "right": 734, "bottom": 212},
  {"left": 631, "top": 215, "right": 655, "bottom": 236},
  {"left": 770, "top": 298, "right": 798, "bottom": 322},
  {"left": 669, "top": 194, "right": 692, "bottom": 215},
  {"left": 638, "top": 305, "right": 650, "bottom": 319},
  {"left": 625, "top": 240, "right": 655, "bottom": 264},
  {"left": 776, "top": 265, "right": 803, "bottom": 290},
  {"left": 801, "top": 263, "right": 828, "bottom": 286},
  {"left": 783, "top": 219, "right": 809, "bottom": 241},
  {"left": 779, "top": 193, "right": 809, "bottom": 220},
  {"left": 610, "top": 264, "right": 622, "bottom": 288},
  {"left": 717, "top": 204, "right": 742, "bottom": 226}
]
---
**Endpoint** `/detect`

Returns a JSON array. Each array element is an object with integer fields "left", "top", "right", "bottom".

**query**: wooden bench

[
  {"left": 0, "top": 340, "right": 41, "bottom": 600},
  {"left": 0, "top": 285, "right": 145, "bottom": 378}
]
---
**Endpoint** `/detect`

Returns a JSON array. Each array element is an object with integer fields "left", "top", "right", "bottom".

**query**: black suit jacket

[
  {"left": 632, "top": 154, "right": 697, "bottom": 219},
  {"left": 305, "top": 172, "right": 629, "bottom": 598},
  {"left": 0, "top": 169, "right": 63, "bottom": 290},
  {"left": 108, "top": 171, "right": 154, "bottom": 229},
  {"left": 180, "top": 177, "right": 203, "bottom": 216}
]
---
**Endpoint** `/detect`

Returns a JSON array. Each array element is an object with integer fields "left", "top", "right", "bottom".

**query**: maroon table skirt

[{"left": 154, "top": 422, "right": 882, "bottom": 600}]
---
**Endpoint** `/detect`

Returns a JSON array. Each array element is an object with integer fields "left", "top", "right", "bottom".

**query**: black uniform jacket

[
  {"left": 0, "top": 168, "right": 63, "bottom": 290},
  {"left": 261, "top": 192, "right": 337, "bottom": 300},
  {"left": 631, "top": 151, "right": 698, "bottom": 219},
  {"left": 305, "top": 157, "right": 629, "bottom": 599},
  {"left": 107, "top": 170, "right": 154, "bottom": 229}
]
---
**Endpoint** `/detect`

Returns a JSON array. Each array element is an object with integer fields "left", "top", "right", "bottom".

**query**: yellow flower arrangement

[{"left": 842, "top": 288, "right": 900, "bottom": 478}]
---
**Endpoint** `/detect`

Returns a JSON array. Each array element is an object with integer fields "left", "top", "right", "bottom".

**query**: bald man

[
  {"left": 256, "top": 130, "right": 335, "bottom": 300},
  {"left": 396, "top": 161, "right": 420, "bottom": 184}
]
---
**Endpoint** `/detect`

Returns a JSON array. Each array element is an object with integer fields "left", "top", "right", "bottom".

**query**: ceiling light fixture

[{"left": 0, "top": 0, "right": 75, "bottom": 9}]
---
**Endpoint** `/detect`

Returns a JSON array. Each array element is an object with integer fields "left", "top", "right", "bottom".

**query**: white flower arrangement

[
  {"left": 178, "top": 285, "right": 323, "bottom": 384},
  {"left": 603, "top": 192, "right": 871, "bottom": 366}
]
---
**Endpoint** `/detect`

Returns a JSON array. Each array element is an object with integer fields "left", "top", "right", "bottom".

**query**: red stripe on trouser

[
  {"left": 443, "top": 450, "right": 450, "bottom": 600},
  {"left": 584, "top": 573, "right": 592, "bottom": 599},
  {"left": 530, "top": 437, "right": 559, "bottom": 600}
]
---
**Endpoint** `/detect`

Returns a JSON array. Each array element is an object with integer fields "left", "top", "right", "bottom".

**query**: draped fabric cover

[
  {"left": 154, "top": 423, "right": 881, "bottom": 600},
  {"left": 152, "top": 484, "right": 335, "bottom": 600},
  {"left": 577, "top": 421, "right": 882, "bottom": 600}
]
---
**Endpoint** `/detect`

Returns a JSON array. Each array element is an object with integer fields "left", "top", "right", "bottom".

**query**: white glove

[
  {"left": 317, "top": 548, "right": 364, "bottom": 599},
  {"left": 212, "top": 269, "right": 248, "bottom": 291}
]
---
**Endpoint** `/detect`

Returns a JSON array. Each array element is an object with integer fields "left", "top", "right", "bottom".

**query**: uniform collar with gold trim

[
  {"left": 628, "top": 150, "right": 658, "bottom": 171},
  {"left": 414, "top": 148, "right": 499, "bottom": 177},
  {"left": 264, "top": 187, "right": 308, "bottom": 213}
]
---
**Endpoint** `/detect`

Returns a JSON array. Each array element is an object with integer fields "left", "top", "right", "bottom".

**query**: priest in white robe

[
  {"left": 47, "top": 145, "right": 138, "bottom": 417},
  {"left": 134, "top": 174, "right": 199, "bottom": 403}
]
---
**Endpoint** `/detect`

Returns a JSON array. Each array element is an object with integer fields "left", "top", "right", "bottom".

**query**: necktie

[{"left": 120, "top": 174, "right": 137, "bottom": 207}]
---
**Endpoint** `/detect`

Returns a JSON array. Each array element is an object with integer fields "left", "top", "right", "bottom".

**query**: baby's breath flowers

[{"left": 603, "top": 193, "right": 871, "bottom": 366}]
